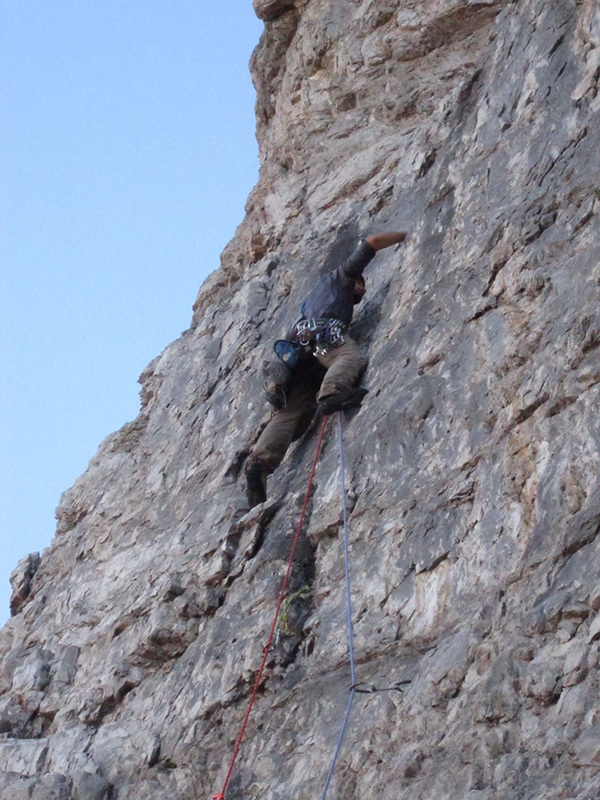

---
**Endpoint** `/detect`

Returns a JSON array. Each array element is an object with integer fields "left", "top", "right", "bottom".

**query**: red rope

[{"left": 214, "top": 416, "right": 329, "bottom": 800}]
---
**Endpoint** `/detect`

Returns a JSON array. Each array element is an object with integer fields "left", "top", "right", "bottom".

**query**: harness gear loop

[{"left": 294, "top": 317, "right": 346, "bottom": 355}]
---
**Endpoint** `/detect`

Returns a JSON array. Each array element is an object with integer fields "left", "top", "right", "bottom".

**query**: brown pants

[
  {"left": 314, "top": 335, "right": 368, "bottom": 401},
  {"left": 252, "top": 336, "right": 367, "bottom": 473}
]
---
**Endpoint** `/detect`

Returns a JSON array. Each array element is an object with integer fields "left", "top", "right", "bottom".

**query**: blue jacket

[{"left": 299, "top": 239, "right": 376, "bottom": 326}]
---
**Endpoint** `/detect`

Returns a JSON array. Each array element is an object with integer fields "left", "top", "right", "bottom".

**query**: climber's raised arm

[
  {"left": 245, "top": 227, "right": 408, "bottom": 508},
  {"left": 365, "top": 231, "right": 407, "bottom": 251}
]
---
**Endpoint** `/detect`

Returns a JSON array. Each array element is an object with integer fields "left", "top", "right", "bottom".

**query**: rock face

[{"left": 2, "top": 0, "right": 600, "bottom": 797}]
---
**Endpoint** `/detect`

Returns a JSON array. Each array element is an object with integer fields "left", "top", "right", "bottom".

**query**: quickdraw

[{"left": 295, "top": 317, "right": 346, "bottom": 355}]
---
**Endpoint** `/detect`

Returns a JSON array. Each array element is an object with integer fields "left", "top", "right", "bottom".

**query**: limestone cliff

[{"left": 2, "top": 1, "right": 600, "bottom": 798}]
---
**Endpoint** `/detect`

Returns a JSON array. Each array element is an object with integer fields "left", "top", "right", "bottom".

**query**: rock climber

[{"left": 245, "top": 230, "right": 407, "bottom": 508}]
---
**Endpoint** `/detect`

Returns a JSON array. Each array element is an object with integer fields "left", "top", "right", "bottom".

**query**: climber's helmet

[{"left": 353, "top": 275, "right": 366, "bottom": 304}]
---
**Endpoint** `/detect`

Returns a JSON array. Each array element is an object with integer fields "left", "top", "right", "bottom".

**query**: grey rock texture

[{"left": 2, "top": 0, "right": 600, "bottom": 797}]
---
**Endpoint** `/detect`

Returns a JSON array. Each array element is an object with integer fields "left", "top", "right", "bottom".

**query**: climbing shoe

[
  {"left": 317, "top": 387, "right": 369, "bottom": 417},
  {"left": 245, "top": 458, "right": 268, "bottom": 508}
]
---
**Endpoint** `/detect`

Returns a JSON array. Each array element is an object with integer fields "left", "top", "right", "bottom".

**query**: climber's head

[{"left": 353, "top": 275, "right": 366, "bottom": 304}]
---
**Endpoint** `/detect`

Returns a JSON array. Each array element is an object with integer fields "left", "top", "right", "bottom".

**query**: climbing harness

[
  {"left": 213, "top": 416, "right": 328, "bottom": 800},
  {"left": 295, "top": 317, "right": 346, "bottom": 355}
]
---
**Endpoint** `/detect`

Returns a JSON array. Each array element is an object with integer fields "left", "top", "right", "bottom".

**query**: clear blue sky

[{"left": 0, "top": 2, "right": 263, "bottom": 625}]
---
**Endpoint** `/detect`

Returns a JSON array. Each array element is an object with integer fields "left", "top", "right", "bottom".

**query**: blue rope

[
  {"left": 338, "top": 412, "right": 357, "bottom": 687},
  {"left": 319, "top": 412, "right": 357, "bottom": 800},
  {"left": 319, "top": 691, "right": 355, "bottom": 800}
]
